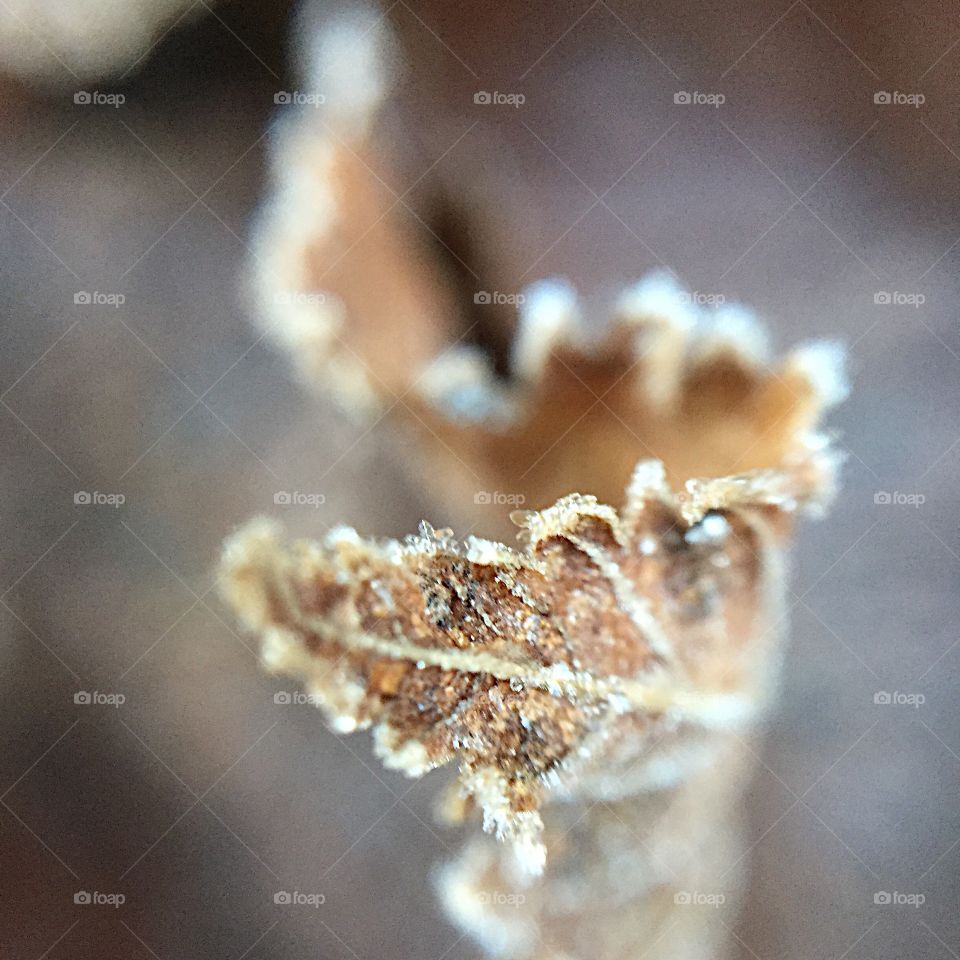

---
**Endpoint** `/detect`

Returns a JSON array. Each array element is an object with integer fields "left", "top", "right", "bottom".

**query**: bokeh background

[{"left": 1, "top": 1, "right": 958, "bottom": 958}]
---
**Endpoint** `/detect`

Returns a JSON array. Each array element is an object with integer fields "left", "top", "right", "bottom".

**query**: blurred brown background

[{"left": 1, "top": 1, "right": 958, "bottom": 958}]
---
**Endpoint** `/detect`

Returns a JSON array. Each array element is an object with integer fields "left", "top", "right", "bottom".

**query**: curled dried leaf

[
  {"left": 222, "top": 462, "right": 783, "bottom": 873},
  {"left": 248, "top": 17, "right": 846, "bottom": 529}
]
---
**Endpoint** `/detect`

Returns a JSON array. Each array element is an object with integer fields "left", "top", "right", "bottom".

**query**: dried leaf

[
  {"left": 223, "top": 458, "right": 792, "bottom": 874},
  {"left": 250, "top": 53, "right": 846, "bottom": 529}
]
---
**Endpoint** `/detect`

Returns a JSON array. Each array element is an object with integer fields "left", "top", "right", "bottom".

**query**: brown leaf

[{"left": 223, "top": 461, "right": 785, "bottom": 873}]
